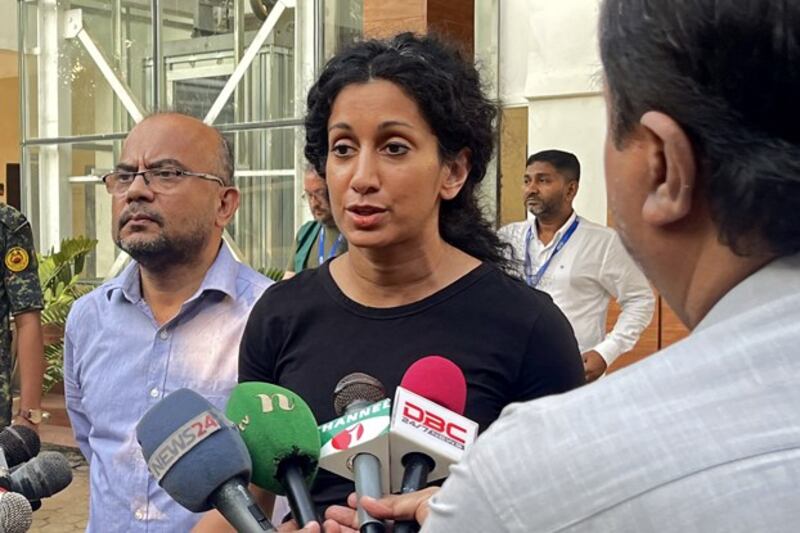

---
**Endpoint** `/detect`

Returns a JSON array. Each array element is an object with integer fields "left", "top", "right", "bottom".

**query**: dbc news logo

[{"left": 401, "top": 400, "right": 467, "bottom": 448}]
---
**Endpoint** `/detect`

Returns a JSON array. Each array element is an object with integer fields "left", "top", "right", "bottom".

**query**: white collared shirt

[{"left": 498, "top": 212, "right": 655, "bottom": 365}]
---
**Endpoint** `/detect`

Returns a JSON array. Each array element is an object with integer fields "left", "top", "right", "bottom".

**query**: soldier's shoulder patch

[{"left": 5, "top": 246, "right": 30, "bottom": 273}]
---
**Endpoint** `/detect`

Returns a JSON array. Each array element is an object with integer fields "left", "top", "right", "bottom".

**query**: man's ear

[
  {"left": 566, "top": 178, "right": 579, "bottom": 202},
  {"left": 216, "top": 186, "right": 240, "bottom": 227},
  {"left": 440, "top": 149, "right": 471, "bottom": 200},
  {"left": 639, "top": 111, "right": 697, "bottom": 226}
]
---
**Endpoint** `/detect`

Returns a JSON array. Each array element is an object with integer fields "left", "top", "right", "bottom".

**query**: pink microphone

[
  {"left": 400, "top": 355, "right": 467, "bottom": 415},
  {"left": 391, "top": 356, "right": 477, "bottom": 533}
]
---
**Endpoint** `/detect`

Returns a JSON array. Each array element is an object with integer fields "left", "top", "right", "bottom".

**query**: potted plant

[{"left": 36, "top": 236, "right": 98, "bottom": 393}]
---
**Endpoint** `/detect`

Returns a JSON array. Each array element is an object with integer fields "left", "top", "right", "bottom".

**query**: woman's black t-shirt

[{"left": 239, "top": 261, "right": 584, "bottom": 512}]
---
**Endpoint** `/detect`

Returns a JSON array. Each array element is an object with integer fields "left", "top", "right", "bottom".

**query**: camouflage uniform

[{"left": 0, "top": 205, "right": 43, "bottom": 427}]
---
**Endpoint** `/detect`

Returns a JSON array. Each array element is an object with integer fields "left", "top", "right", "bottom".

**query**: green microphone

[{"left": 226, "top": 382, "right": 321, "bottom": 526}]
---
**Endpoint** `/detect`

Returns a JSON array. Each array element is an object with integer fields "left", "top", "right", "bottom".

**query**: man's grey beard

[{"left": 117, "top": 231, "right": 209, "bottom": 272}]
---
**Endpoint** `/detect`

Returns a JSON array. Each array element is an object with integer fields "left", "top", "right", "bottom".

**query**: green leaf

[
  {"left": 257, "top": 266, "right": 285, "bottom": 282},
  {"left": 36, "top": 236, "right": 98, "bottom": 394}
]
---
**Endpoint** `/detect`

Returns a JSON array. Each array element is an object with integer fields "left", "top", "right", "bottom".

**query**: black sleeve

[
  {"left": 238, "top": 289, "right": 280, "bottom": 384},
  {"left": 514, "top": 295, "right": 586, "bottom": 400}
]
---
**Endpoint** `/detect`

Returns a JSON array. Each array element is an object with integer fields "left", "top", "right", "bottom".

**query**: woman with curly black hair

[{"left": 238, "top": 32, "right": 584, "bottom": 519}]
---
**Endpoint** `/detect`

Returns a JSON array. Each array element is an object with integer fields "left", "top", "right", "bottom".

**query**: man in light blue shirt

[{"left": 64, "top": 112, "right": 272, "bottom": 532}]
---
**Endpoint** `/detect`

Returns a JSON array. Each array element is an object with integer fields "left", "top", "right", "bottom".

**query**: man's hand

[
  {"left": 582, "top": 350, "right": 607, "bottom": 383},
  {"left": 324, "top": 488, "right": 440, "bottom": 532},
  {"left": 12, "top": 415, "right": 39, "bottom": 434}
]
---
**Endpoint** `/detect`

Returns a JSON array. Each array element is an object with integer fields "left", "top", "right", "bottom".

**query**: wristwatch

[{"left": 15, "top": 408, "right": 50, "bottom": 425}]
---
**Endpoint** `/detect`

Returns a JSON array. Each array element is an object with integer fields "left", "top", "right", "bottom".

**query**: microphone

[
  {"left": 0, "top": 491, "right": 33, "bottom": 533},
  {"left": 0, "top": 426, "right": 40, "bottom": 470},
  {"left": 318, "top": 373, "right": 391, "bottom": 533},
  {"left": 136, "top": 388, "right": 276, "bottom": 533},
  {"left": 390, "top": 356, "right": 479, "bottom": 533},
  {"left": 4, "top": 451, "right": 73, "bottom": 503},
  {"left": 226, "top": 382, "right": 321, "bottom": 527}
]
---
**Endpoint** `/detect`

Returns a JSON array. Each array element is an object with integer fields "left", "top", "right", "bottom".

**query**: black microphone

[
  {"left": 333, "top": 373, "right": 388, "bottom": 533},
  {"left": 6, "top": 451, "right": 73, "bottom": 502},
  {"left": 0, "top": 491, "right": 33, "bottom": 533},
  {"left": 0, "top": 426, "right": 40, "bottom": 469}
]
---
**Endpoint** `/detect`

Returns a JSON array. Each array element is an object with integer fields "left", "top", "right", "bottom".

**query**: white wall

[
  {"left": 500, "top": 0, "right": 608, "bottom": 225},
  {"left": 498, "top": 0, "right": 530, "bottom": 106}
]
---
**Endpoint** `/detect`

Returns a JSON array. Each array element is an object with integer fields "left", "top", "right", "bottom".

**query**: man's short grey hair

[{"left": 217, "top": 133, "right": 234, "bottom": 185}]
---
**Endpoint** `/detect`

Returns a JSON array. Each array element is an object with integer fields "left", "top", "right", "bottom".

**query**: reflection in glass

[{"left": 19, "top": 0, "right": 364, "bottom": 280}]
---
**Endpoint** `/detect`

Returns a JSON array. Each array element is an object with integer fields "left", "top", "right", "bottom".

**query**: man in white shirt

[{"left": 498, "top": 150, "right": 654, "bottom": 381}]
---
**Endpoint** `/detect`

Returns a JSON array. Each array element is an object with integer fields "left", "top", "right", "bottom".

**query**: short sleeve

[
  {"left": 3, "top": 217, "right": 44, "bottom": 315},
  {"left": 514, "top": 292, "right": 585, "bottom": 400},
  {"left": 238, "top": 290, "right": 279, "bottom": 384}
]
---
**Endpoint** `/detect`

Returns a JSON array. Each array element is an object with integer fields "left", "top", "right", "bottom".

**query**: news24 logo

[{"left": 147, "top": 410, "right": 223, "bottom": 481}]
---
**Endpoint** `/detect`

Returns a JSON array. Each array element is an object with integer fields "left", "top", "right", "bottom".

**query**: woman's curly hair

[{"left": 304, "top": 32, "right": 513, "bottom": 270}]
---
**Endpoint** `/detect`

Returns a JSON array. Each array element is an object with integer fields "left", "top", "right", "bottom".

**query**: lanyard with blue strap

[
  {"left": 318, "top": 226, "right": 345, "bottom": 265},
  {"left": 524, "top": 217, "right": 580, "bottom": 287}
]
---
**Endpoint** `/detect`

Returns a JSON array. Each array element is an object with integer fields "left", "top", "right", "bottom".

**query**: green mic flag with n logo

[{"left": 226, "top": 382, "right": 320, "bottom": 495}]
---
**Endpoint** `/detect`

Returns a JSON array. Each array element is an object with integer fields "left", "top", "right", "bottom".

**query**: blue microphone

[{"left": 136, "top": 388, "right": 276, "bottom": 533}]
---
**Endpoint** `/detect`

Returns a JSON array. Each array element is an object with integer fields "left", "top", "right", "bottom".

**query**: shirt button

[
  {"left": 150, "top": 388, "right": 159, "bottom": 398},
  {"left": 159, "top": 330, "right": 169, "bottom": 340},
  {"left": 134, "top": 509, "right": 145, "bottom": 520}
]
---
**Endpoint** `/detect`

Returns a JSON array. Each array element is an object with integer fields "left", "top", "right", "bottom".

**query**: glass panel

[
  {"left": 158, "top": 1, "right": 294, "bottom": 123},
  {"left": 228, "top": 126, "right": 297, "bottom": 272},
  {"left": 20, "top": 0, "right": 152, "bottom": 139},
  {"left": 23, "top": 141, "right": 118, "bottom": 280},
  {"left": 155, "top": 0, "right": 236, "bottom": 118},
  {"left": 323, "top": 0, "right": 363, "bottom": 62},
  {"left": 19, "top": 0, "right": 365, "bottom": 270}
]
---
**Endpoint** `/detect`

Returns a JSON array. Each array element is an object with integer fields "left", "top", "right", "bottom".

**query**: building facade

[{"left": 3, "top": 0, "right": 684, "bottom": 363}]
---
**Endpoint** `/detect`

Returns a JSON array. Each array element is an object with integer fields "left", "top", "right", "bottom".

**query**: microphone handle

[
  {"left": 394, "top": 452, "right": 433, "bottom": 533},
  {"left": 209, "top": 477, "right": 277, "bottom": 533},
  {"left": 353, "top": 452, "right": 386, "bottom": 533},
  {"left": 280, "top": 461, "right": 321, "bottom": 526}
]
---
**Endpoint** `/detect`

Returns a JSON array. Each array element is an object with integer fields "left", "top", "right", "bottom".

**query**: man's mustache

[{"left": 119, "top": 207, "right": 164, "bottom": 229}]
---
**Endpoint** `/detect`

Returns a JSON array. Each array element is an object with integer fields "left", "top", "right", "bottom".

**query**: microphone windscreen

[
  {"left": 401, "top": 355, "right": 467, "bottom": 414},
  {"left": 0, "top": 426, "right": 40, "bottom": 467},
  {"left": 333, "top": 373, "right": 386, "bottom": 416},
  {"left": 0, "top": 491, "right": 33, "bottom": 533},
  {"left": 9, "top": 451, "right": 73, "bottom": 499},
  {"left": 226, "top": 382, "right": 320, "bottom": 495},
  {"left": 136, "top": 388, "right": 251, "bottom": 512}
]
